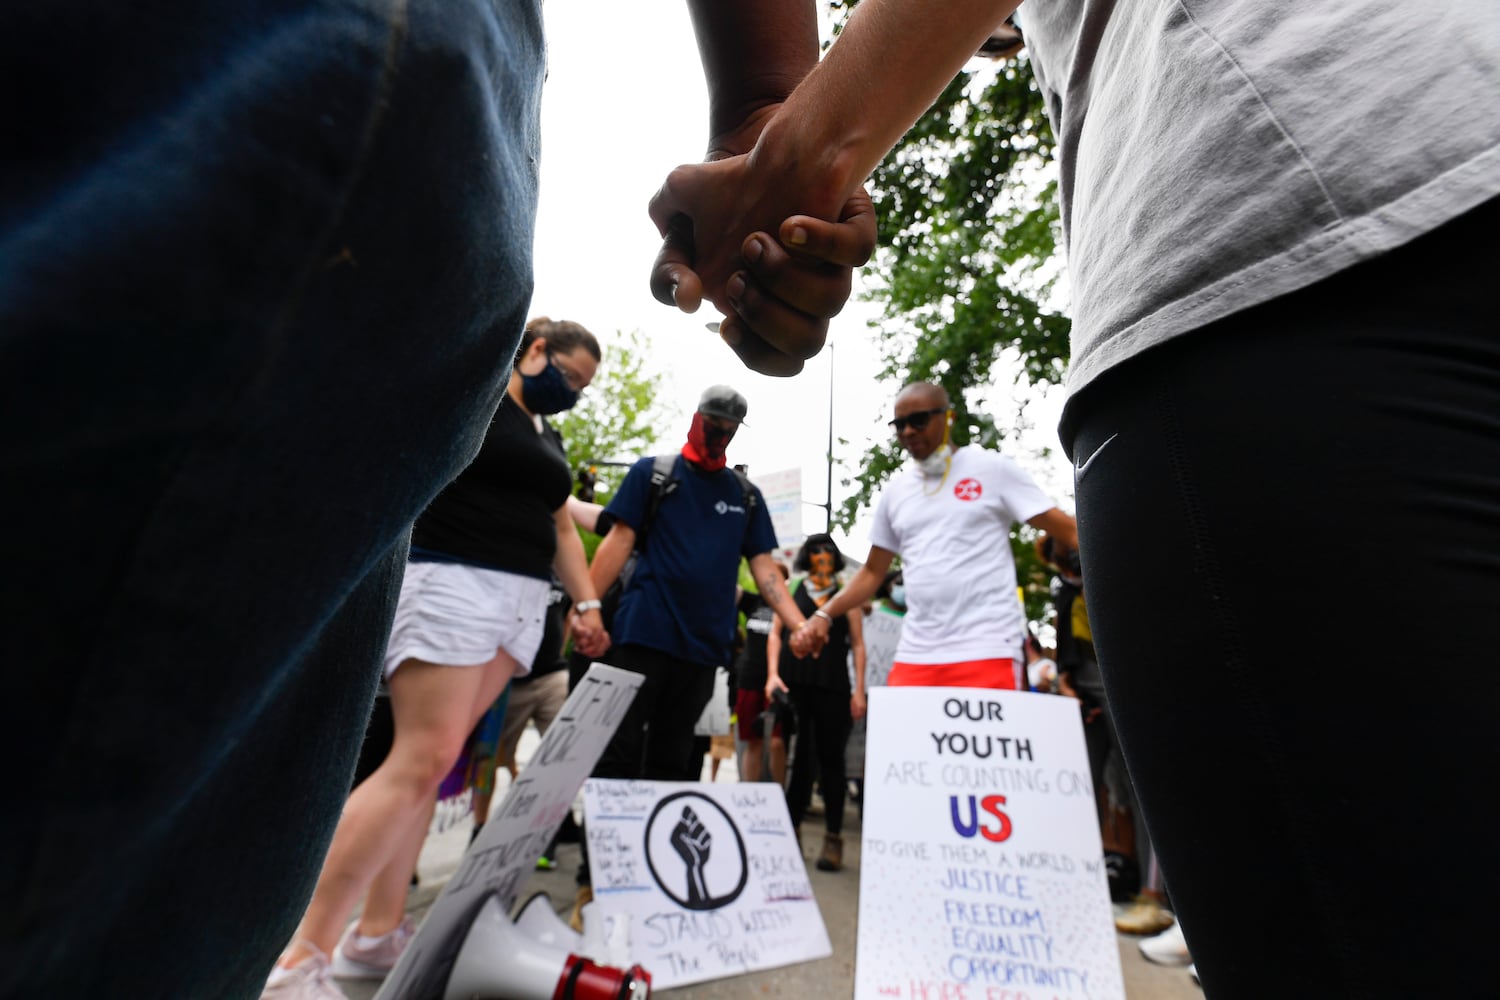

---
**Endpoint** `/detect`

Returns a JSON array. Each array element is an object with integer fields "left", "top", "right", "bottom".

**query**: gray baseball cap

[{"left": 697, "top": 384, "right": 749, "bottom": 424}]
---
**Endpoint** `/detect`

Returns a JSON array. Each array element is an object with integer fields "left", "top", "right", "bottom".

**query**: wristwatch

[
  {"left": 812, "top": 608, "right": 834, "bottom": 624},
  {"left": 574, "top": 599, "right": 603, "bottom": 615}
]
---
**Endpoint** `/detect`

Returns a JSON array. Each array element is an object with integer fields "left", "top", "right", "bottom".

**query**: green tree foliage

[
  {"left": 551, "top": 328, "right": 676, "bottom": 556},
  {"left": 825, "top": 4, "right": 1072, "bottom": 627}
]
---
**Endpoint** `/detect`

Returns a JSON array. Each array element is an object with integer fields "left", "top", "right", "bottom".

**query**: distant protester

[
  {"left": 794, "top": 382, "right": 1076, "bottom": 691},
  {"left": 767, "top": 533, "right": 866, "bottom": 871},
  {"left": 263, "top": 318, "right": 607, "bottom": 998},
  {"left": 735, "top": 561, "right": 792, "bottom": 783}
]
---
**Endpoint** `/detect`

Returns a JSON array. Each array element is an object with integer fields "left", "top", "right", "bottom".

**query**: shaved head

[{"left": 896, "top": 381, "right": 950, "bottom": 410}]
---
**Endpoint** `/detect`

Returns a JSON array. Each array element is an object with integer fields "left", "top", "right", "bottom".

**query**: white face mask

[{"left": 914, "top": 444, "right": 952, "bottom": 478}]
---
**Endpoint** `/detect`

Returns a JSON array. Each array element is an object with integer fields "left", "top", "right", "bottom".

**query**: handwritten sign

[
  {"left": 376, "top": 663, "right": 644, "bottom": 1000},
  {"left": 582, "top": 779, "right": 831, "bottom": 989},
  {"left": 854, "top": 687, "right": 1123, "bottom": 1000},
  {"left": 863, "top": 604, "right": 905, "bottom": 690},
  {"left": 847, "top": 605, "right": 905, "bottom": 779},
  {"left": 752, "top": 466, "right": 803, "bottom": 547}
]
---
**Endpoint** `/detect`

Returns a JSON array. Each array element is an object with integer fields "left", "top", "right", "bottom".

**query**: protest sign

[
  {"left": 582, "top": 779, "right": 831, "bottom": 989},
  {"left": 862, "top": 604, "right": 905, "bottom": 690},
  {"left": 753, "top": 466, "right": 803, "bottom": 548},
  {"left": 847, "top": 603, "right": 907, "bottom": 779},
  {"left": 377, "top": 663, "right": 644, "bottom": 1000},
  {"left": 854, "top": 687, "right": 1124, "bottom": 1000}
]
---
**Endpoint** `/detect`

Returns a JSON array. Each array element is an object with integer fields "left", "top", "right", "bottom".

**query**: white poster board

[
  {"left": 753, "top": 466, "right": 803, "bottom": 548},
  {"left": 582, "top": 779, "right": 831, "bottom": 989},
  {"left": 846, "top": 604, "right": 906, "bottom": 777},
  {"left": 862, "top": 604, "right": 906, "bottom": 690},
  {"left": 854, "top": 687, "right": 1124, "bottom": 1000},
  {"left": 377, "top": 663, "right": 645, "bottom": 1000}
]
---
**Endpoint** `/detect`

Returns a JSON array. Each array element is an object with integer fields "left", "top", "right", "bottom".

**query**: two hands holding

[
  {"left": 766, "top": 614, "right": 867, "bottom": 721},
  {"left": 646, "top": 107, "right": 877, "bottom": 376},
  {"left": 568, "top": 606, "right": 610, "bottom": 660}
]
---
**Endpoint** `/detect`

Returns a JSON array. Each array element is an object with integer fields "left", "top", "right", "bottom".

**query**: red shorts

[
  {"left": 887, "top": 658, "right": 1020, "bottom": 690},
  {"left": 735, "top": 688, "right": 784, "bottom": 741}
]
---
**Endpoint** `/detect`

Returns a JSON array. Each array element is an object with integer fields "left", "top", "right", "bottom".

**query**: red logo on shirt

[{"left": 954, "top": 478, "right": 983, "bottom": 501}]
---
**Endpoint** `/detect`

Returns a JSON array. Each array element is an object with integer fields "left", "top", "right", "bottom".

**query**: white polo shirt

[{"left": 868, "top": 447, "right": 1054, "bottom": 665}]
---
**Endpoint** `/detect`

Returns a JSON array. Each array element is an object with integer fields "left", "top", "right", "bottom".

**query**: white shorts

[{"left": 383, "top": 561, "right": 550, "bottom": 678}]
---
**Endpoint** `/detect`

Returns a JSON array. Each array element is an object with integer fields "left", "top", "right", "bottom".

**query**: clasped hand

[
  {"left": 569, "top": 609, "right": 610, "bottom": 659},
  {"left": 647, "top": 114, "right": 876, "bottom": 376},
  {"left": 789, "top": 615, "right": 829, "bottom": 659}
]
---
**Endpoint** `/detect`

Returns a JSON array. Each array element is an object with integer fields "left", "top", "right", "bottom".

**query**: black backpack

[{"left": 598, "top": 454, "right": 758, "bottom": 628}]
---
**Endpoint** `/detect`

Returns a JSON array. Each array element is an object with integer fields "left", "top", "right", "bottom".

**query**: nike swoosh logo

[{"left": 1074, "top": 433, "right": 1118, "bottom": 478}]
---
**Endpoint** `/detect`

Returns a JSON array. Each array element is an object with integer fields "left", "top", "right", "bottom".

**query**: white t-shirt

[{"left": 868, "top": 447, "right": 1053, "bottom": 665}]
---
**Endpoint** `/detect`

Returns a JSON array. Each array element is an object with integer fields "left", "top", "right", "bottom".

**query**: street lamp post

[{"left": 825, "top": 342, "right": 834, "bottom": 534}]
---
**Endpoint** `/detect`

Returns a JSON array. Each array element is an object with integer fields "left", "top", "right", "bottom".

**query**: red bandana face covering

[{"left": 683, "top": 412, "right": 735, "bottom": 471}]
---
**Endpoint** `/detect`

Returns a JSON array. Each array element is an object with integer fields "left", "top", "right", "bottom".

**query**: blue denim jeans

[{"left": 0, "top": 1, "right": 543, "bottom": 995}]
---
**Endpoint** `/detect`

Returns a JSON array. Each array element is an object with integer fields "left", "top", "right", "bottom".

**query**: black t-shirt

[
  {"left": 735, "top": 591, "right": 775, "bottom": 691},
  {"left": 777, "top": 582, "right": 851, "bottom": 691},
  {"left": 411, "top": 399, "right": 571, "bottom": 579}
]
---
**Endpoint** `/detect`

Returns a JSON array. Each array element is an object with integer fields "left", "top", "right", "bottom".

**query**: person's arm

[
  {"left": 1028, "top": 507, "right": 1079, "bottom": 555},
  {"left": 749, "top": 551, "right": 807, "bottom": 633},
  {"left": 565, "top": 495, "right": 605, "bottom": 534},
  {"left": 765, "top": 612, "right": 788, "bottom": 699},
  {"left": 794, "top": 546, "right": 894, "bottom": 655},
  {"left": 553, "top": 506, "right": 608, "bottom": 658},
  {"left": 651, "top": 1, "right": 879, "bottom": 375},
  {"left": 589, "top": 520, "right": 637, "bottom": 599},
  {"left": 651, "top": 0, "right": 1021, "bottom": 371},
  {"left": 846, "top": 605, "right": 867, "bottom": 721}
]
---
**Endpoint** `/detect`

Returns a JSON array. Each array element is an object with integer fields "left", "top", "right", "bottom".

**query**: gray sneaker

[
  {"left": 332, "top": 917, "right": 415, "bottom": 980},
  {"left": 261, "top": 946, "right": 348, "bottom": 1000}
]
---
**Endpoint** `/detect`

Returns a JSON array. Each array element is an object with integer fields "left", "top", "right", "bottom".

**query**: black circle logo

[{"left": 643, "top": 791, "right": 748, "bottom": 910}]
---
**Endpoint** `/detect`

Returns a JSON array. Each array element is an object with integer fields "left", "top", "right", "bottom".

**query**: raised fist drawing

[{"left": 670, "top": 805, "right": 712, "bottom": 906}]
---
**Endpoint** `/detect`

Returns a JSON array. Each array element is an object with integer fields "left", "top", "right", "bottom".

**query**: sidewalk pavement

[{"left": 343, "top": 753, "right": 1200, "bottom": 1000}]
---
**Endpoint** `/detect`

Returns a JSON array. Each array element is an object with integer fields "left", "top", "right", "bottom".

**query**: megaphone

[{"left": 445, "top": 893, "right": 651, "bottom": 1000}]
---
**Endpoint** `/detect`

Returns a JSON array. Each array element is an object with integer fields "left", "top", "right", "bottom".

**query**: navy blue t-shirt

[{"left": 606, "top": 455, "right": 778, "bottom": 667}]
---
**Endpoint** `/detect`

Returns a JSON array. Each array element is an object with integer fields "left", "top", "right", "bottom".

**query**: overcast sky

[{"left": 527, "top": 2, "right": 1074, "bottom": 556}]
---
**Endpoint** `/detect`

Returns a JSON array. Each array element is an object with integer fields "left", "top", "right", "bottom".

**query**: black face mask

[{"left": 520, "top": 355, "right": 580, "bottom": 414}]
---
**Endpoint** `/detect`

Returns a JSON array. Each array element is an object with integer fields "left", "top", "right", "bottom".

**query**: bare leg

[
  {"left": 769, "top": 736, "right": 788, "bottom": 786},
  {"left": 472, "top": 781, "right": 493, "bottom": 828},
  {"left": 357, "top": 797, "right": 436, "bottom": 937},
  {"left": 278, "top": 651, "right": 517, "bottom": 967},
  {"left": 741, "top": 739, "right": 763, "bottom": 782}
]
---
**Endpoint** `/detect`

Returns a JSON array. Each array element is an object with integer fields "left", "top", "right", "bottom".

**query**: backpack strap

[
  {"left": 729, "top": 466, "right": 758, "bottom": 517},
  {"left": 635, "top": 453, "right": 680, "bottom": 551}
]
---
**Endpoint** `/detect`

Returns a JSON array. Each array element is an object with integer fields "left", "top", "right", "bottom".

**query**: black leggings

[
  {"left": 786, "top": 685, "right": 852, "bottom": 835},
  {"left": 1062, "top": 199, "right": 1500, "bottom": 998}
]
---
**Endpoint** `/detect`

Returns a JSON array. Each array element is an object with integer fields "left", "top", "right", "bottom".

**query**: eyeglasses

[
  {"left": 888, "top": 407, "right": 947, "bottom": 432},
  {"left": 548, "top": 352, "right": 588, "bottom": 392}
]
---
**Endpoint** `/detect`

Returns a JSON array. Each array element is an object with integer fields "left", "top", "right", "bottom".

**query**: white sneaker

[
  {"left": 1138, "top": 920, "right": 1192, "bottom": 966},
  {"left": 332, "top": 917, "right": 415, "bottom": 979},
  {"left": 261, "top": 945, "right": 349, "bottom": 999}
]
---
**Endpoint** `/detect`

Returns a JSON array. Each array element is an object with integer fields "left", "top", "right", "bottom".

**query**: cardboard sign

[
  {"left": 376, "top": 663, "right": 644, "bottom": 1000},
  {"left": 862, "top": 604, "right": 906, "bottom": 690},
  {"left": 582, "top": 779, "right": 831, "bottom": 989},
  {"left": 854, "top": 687, "right": 1124, "bottom": 1000},
  {"left": 752, "top": 466, "right": 803, "bottom": 548}
]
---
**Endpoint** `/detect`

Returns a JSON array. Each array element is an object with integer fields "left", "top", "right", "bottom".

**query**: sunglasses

[{"left": 889, "top": 407, "right": 947, "bottom": 432}]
